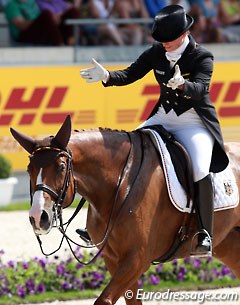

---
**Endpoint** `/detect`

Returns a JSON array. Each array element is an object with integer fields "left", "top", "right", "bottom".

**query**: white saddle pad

[{"left": 143, "top": 129, "right": 239, "bottom": 213}]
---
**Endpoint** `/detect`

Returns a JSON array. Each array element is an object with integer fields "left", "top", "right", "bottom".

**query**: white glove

[
  {"left": 167, "top": 65, "right": 185, "bottom": 90},
  {"left": 80, "top": 58, "right": 109, "bottom": 83}
]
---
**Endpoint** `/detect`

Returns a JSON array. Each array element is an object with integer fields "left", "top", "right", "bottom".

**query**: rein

[{"left": 32, "top": 132, "right": 144, "bottom": 265}]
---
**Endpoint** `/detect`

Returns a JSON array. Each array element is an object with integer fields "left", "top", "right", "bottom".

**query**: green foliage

[
  {"left": 0, "top": 248, "right": 240, "bottom": 304},
  {"left": 0, "top": 155, "right": 12, "bottom": 179}
]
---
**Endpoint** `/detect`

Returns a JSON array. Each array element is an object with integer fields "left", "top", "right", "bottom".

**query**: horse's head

[{"left": 10, "top": 115, "right": 76, "bottom": 235}]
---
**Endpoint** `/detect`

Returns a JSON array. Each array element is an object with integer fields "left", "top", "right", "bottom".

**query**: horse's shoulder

[
  {"left": 224, "top": 142, "right": 240, "bottom": 169},
  {"left": 224, "top": 142, "right": 240, "bottom": 154}
]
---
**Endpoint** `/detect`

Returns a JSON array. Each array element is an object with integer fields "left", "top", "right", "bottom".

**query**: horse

[{"left": 10, "top": 115, "right": 240, "bottom": 305}]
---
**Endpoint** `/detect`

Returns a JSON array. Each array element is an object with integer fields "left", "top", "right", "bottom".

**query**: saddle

[{"left": 141, "top": 125, "right": 194, "bottom": 201}]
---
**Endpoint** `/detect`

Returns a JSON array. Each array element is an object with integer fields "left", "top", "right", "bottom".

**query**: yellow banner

[{"left": 0, "top": 62, "right": 239, "bottom": 170}]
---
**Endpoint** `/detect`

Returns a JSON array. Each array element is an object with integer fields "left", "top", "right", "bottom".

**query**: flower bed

[{"left": 0, "top": 247, "right": 239, "bottom": 301}]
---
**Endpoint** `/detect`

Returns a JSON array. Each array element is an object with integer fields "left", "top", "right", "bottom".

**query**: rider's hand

[
  {"left": 80, "top": 58, "right": 109, "bottom": 83},
  {"left": 167, "top": 65, "right": 185, "bottom": 90}
]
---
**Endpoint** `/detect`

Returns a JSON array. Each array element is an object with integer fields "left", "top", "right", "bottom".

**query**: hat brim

[{"left": 152, "top": 14, "right": 194, "bottom": 43}]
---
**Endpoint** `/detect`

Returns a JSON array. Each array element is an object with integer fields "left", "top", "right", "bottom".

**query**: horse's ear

[
  {"left": 10, "top": 128, "right": 36, "bottom": 154},
  {"left": 54, "top": 115, "right": 72, "bottom": 149}
]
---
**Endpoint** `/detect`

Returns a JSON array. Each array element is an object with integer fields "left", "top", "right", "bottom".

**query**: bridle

[
  {"left": 29, "top": 146, "right": 89, "bottom": 260},
  {"left": 30, "top": 147, "right": 76, "bottom": 213},
  {"left": 29, "top": 132, "right": 144, "bottom": 265}
]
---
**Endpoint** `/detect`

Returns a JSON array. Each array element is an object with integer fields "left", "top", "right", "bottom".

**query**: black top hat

[{"left": 152, "top": 5, "right": 194, "bottom": 42}]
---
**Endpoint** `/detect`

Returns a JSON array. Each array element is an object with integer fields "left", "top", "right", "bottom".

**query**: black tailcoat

[{"left": 103, "top": 35, "right": 229, "bottom": 173}]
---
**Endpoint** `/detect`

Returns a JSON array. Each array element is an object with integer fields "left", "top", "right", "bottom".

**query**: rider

[{"left": 78, "top": 4, "right": 229, "bottom": 256}]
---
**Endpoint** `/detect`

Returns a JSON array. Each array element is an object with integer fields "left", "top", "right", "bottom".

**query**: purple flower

[
  {"left": 25, "top": 278, "right": 35, "bottom": 293},
  {"left": 36, "top": 283, "right": 45, "bottom": 294},
  {"left": 7, "top": 261, "right": 14, "bottom": 268},
  {"left": 200, "top": 270, "right": 213, "bottom": 282},
  {"left": 17, "top": 285, "right": 26, "bottom": 298},
  {"left": 179, "top": 265, "right": 187, "bottom": 274},
  {"left": 193, "top": 259, "right": 202, "bottom": 269},
  {"left": 212, "top": 267, "right": 221, "bottom": 278},
  {"left": 156, "top": 264, "right": 163, "bottom": 273},
  {"left": 76, "top": 263, "right": 83, "bottom": 270},
  {"left": 22, "top": 262, "right": 29, "bottom": 270},
  {"left": 61, "top": 281, "right": 71, "bottom": 291},
  {"left": 74, "top": 247, "right": 84, "bottom": 259},
  {"left": 149, "top": 274, "right": 160, "bottom": 285},
  {"left": 177, "top": 272, "right": 185, "bottom": 281},
  {"left": 56, "top": 265, "right": 65, "bottom": 276},
  {"left": 38, "top": 258, "right": 46, "bottom": 269},
  {"left": 183, "top": 257, "right": 190, "bottom": 264},
  {"left": 66, "top": 258, "right": 73, "bottom": 264},
  {"left": 221, "top": 265, "right": 231, "bottom": 276},
  {"left": 75, "top": 279, "right": 84, "bottom": 290},
  {"left": 206, "top": 257, "right": 212, "bottom": 263}
]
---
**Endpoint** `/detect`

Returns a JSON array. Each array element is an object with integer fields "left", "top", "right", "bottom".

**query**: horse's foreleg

[
  {"left": 124, "top": 281, "right": 142, "bottom": 305},
  {"left": 214, "top": 228, "right": 240, "bottom": 277},
  {"left": 94, "top": 254, "right": 148, "bottom": 305}
]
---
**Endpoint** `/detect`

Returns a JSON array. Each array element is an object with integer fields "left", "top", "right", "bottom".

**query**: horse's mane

[
  {"left": 73, "top": 127, "right": 127, "bottom": 133},
  {"left": 33, "top": 128, "right": 128, "bottom": 148}
]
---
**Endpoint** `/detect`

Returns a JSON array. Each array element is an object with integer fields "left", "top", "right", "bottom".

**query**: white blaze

[{"left": 29, "top": 169, "right": 45, "bottom": 229}]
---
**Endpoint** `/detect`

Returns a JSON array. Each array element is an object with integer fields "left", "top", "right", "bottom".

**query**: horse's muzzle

[{"left": 29, "top": 210, "right": 51, "bottom": 235}]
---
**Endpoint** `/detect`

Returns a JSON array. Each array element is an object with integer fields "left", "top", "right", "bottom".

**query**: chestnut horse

[{"left": 11, "top": 115, "right": 240, "bottom": 305}]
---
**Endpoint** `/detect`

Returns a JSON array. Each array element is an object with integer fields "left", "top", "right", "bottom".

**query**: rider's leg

[
  {"left": 173, "top": 124, "right": 214, "bottom": 255},
  {"left": 194, "top": 174, "right": 214, "bottom": 254},
  {"left": 137, "top": 107, "right": 215, "bottom": 255}
]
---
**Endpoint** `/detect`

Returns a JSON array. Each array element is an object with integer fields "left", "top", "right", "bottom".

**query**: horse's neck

[{"left": 69, "top": 130, "right": 130, "bottom": 210}]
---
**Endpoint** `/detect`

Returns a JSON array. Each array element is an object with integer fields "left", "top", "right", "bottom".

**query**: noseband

[{"left": 30, "top": 147, "right": 76, "bottom": 210}]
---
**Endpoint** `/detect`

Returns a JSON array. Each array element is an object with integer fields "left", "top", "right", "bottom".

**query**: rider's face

[{"left": 162, "top": 32, "right": 187, "bottom": 52}]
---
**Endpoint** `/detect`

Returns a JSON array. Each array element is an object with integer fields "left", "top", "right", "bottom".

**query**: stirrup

[{"left": 190, "top": 229, "right": 212, "bottom": 258}]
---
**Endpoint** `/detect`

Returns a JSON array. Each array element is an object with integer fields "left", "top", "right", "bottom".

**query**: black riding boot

[
  {"left": 193, "top": 174, "right": 214, "bottom": 257},
  {"left": 76, "top": 228, "right": 92, "bottom": 243}
]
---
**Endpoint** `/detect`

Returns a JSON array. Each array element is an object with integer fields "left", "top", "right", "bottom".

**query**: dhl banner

[{"left": 0, "top": 62, "right": 239, "bottom": 170}]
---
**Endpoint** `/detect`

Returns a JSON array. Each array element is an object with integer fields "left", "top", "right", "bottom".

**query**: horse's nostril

[{"left": 40, "top": 210, "right": 50, "bottom": 230}]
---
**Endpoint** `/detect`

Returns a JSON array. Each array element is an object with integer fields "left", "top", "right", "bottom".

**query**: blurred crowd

[{"left": 0, "top": 0, "right": 240, "bottom": 46}]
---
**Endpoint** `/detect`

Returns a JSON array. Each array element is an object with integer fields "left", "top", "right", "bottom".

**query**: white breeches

[{"left": 138, "top": 106, "right": 214, "bottom": 182}]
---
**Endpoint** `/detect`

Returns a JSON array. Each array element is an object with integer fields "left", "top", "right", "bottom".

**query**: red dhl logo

[{"left": 0, "top": 82, "right": 239, "bottom": 126}]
